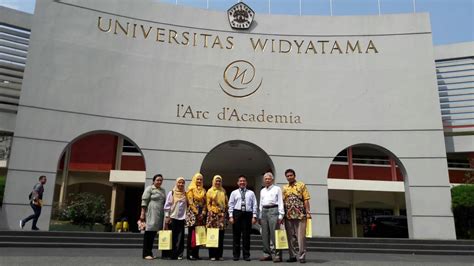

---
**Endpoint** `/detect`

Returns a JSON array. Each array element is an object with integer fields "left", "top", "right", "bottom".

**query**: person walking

[
  {"left": 206, "top": 175, "right": 228, "bottom": 261},
  {"left": 282, "top": 169, "right": 311, "bottom": 264},
  {"left": 164, "top": 177, "right": 188, "bottom": 260},
  {"left": 228, "top": 175, "right": 258, "bottom": 261},
  {"left": 20, "top": 175, "right": 47, "bottom": 231},
  {"left": 186, "top": 173, "right": 207, "bottom": 260},
  {"left": 140, "top": 174, "right": 166, "bottom": 260},
  {"left": 259, "top": 172, "right": 284, "bottom": 263}
]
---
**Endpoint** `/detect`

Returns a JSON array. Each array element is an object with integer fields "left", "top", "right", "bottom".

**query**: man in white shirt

[
  {"left": 229, "top": 175, "right": 258, "bottom": 261},
  {"left": 259, "top": 172, "right": 284, "bottom": 263}
]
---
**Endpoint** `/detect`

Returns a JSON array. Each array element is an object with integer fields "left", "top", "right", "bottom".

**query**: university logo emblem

[
  {"left": 219, "top": 60, "right": 263, "bottom": 98},
  {"left": 227, "top": 2, "right": 255, "bottom": 30}
]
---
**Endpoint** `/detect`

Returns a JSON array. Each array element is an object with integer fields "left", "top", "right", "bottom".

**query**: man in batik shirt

[{"left": 282, "top": 169, "right": 311, "bottom": 263}]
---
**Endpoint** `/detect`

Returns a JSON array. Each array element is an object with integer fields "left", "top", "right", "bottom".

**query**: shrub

[
  {"left": 61, "top": 192, "right": 110, "bottom": 231},
  {"left": 451, "top": 185, "right": 474, "bottom": 239}
]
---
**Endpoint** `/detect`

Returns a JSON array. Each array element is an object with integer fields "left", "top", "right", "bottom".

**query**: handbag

[
  {"left": 206, "top": 228, "right": 219, "bottom": 248},
  {"left": 195, "top": 225, "right": 207, "bottom": 246},
  {"left": 158, "top": 230, "right": 172, "bottom": 250},
  {"left": 275, "top": 228, "right": 289, "bottom": 250},
  {"left": 306, "top": 218, "right": 312, "bottom": 238}
]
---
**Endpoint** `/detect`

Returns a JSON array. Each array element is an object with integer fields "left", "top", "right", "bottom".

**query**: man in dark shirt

[{"left": 20, "top": 175, "right": 47, "bottom": 230}]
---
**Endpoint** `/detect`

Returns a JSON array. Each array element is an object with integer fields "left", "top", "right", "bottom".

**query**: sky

[{"left": 0, "top": 0, "right": 472, "bottom": 45}]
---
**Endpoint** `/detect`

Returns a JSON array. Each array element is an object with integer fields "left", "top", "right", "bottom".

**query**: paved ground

[{"left": 0, "top": 248, "right": 473, "bottom": 266}]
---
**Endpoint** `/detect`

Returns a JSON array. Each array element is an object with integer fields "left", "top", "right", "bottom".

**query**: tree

[
  {"left": 61, "top": 192, "right": 110, "bottom": 231},
  {"left": 451, "top": 185, "right": 474, "bottom": 239}
]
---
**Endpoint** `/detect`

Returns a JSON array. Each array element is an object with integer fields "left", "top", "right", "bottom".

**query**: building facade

[{"left": 1, "top": 0, "right": 472, "bottom": 239}]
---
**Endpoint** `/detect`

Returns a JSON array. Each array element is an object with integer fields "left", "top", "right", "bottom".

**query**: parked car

[{"left": 364, "top": 215, "right": 408, "bottom": 238}]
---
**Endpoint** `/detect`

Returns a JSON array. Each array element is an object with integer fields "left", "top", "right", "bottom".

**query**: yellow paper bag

[
  {"left": 206, "top": 228, "right": 219, "bottom": 248},
  {"left": 195, "top": 226, "right": 207, "bottom": 246},
  {"left": 275, "top": 229, "right": 288, "bottom": 249},
  {"left": 306, "top": 218, "right": 312, "bottom": 238},
  {"left": 158, "top": 230, "right": 172, "bottom": 250}
]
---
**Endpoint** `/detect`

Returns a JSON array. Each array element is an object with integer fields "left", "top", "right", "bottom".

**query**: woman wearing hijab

[
  {"left": 140, "top": 174, "right": 166, "bottom": 260},
  {"left": 186, "top": 173, "right": 207, "bottom": 260},
  {"left": 164, "top": 177, "right": 188, "bottom": 260},
  {"left": 206, "top": 175, "right": 228, "bottom": 261}
]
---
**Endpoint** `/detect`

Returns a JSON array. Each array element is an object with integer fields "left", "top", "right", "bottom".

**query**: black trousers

[
  {"left": 232, "top": 210, "right": 252, "bottom": 259},
  {"left": 208, "top": 230, "right": 224, "bottom": 259},
  {"left": 186, "top": 226, "right": 201, "bottom": 259},
  {"left": 142, "top": 230, "right": 157, "bottom": 258},
  {"left": 22, "top": 202, "right": 42, "bottom": 229},
  {"left": 169, "top": 219, "right": 185, "bottom": 259}
]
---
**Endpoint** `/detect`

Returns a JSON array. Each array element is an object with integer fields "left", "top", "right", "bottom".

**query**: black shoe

[
  {"left": 233, "top": 258, "right": 239, "bottom": 261},
  {"left": 31, "top": 227, "right": 39, "bottom": 231},
  {"left": 286, "top": 257, "right": 297, "bottom": 263},
  {"left": 299, "top": 259, "right": 306, "bottom": 264},
  {"left": 244, "top": 257, "right": 251, "bottom": 261},
  {"left": 188, "top": 256, "right": 196, "bottom": 261}
]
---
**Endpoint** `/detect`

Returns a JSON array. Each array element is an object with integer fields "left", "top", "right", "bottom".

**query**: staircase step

[{"left": 0, "top": 230, "right": 472, "bottom": 255}]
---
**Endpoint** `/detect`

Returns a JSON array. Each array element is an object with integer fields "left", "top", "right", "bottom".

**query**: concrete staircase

[{"left": 0, "top": 231, "right": 473, "bottom": 255}]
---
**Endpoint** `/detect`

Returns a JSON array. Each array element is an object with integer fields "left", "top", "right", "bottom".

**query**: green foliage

[
  {"left": 60, "top": 193, "right": 110, "bottom": 230},
  {"left": 51, "top": 202, "right": 71, "bottom": 221},
  {"left": 0, "top": 175, "right": 5, "bottom": 206},
  {"left": 452, "top": 185, "right": 474, "bottom": 208},
  {"left": 451, "top": 185, "right": 474, "bottom": 239}
]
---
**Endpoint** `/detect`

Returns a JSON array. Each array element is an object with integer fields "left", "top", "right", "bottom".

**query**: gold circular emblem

[{"left": 219, "top": 60, "right": 262, "bottom": 98}]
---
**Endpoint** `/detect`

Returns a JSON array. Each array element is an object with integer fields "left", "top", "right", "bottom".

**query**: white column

[
  {"left": 329, "top": 0, "right": 333, "bottom": 16},
  {"left": 110, "top": 184, "right": 118, "bottom": 224},
  {"left": 115, "top": 136, "right": 123, "bottom": 170},
  {"left": 351, "top": 191, "right": 357, "bottom": 237},
  {"left": 58, "top": 146, "right": 71, "bottom": 206}
]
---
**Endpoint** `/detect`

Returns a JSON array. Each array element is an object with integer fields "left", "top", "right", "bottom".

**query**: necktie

[{"left": 240, "top": 189, "right": 246, "bottom": 212}]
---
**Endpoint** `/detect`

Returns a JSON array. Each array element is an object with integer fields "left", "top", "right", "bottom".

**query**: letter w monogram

[{"left": 232, "top": 66, "right": 251, "bottom": 85}]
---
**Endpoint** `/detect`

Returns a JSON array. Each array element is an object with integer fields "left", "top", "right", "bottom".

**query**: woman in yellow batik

[
  {"left": 206, "top": 175, "right": 228, "bottom": 261},
  {"left": 186, "top": 173, "right": 207, "bottom": 260}
]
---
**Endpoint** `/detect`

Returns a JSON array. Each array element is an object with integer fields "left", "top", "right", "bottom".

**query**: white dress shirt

[
  {"left": 259, "top": 185, "right": 284, "bottom": 220},
  {"left": 228, "top": 188, "right": 258, "bottom": 218}
]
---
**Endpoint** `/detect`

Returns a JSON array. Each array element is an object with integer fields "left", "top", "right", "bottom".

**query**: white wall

[{"left": 0, "top": 0, "right": 455, "bottom": 239}]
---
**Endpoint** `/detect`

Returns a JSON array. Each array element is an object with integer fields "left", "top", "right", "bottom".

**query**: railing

[
  {"left": 0, "top": 23, "right": 30, "bottom": 114},
  {"left": 437, "top": 57, "right": 474, "bottom": 133}
]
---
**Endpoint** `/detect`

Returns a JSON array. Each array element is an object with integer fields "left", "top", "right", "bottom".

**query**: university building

[{"left": 0, "top": 0, "right": 472, "bottom": 238}]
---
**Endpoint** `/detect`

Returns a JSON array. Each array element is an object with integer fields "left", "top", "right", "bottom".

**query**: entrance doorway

[
  {"left": 327, "top": 144, "right": 408, "bottom": 238},
  {"left": 200, "top": 140, "right": 274, "bottom": 197},
  {"left": 51, "top": 131, "right": 146, "bottom": 232}
]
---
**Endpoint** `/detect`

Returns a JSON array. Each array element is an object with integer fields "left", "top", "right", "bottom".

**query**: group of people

[{"left": 140, "top": 169, "right": 311, "bottom": 263}]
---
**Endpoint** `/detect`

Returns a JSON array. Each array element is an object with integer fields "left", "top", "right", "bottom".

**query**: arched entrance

[
  {"left": 51, "top": 131, "right": 146, "bottom": 232},
  {"left": 327, "top": 144, "right": 408, "bottom": 238},
  {"left": 200, "top": 140, "right": 274, "bottom": 197}
]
